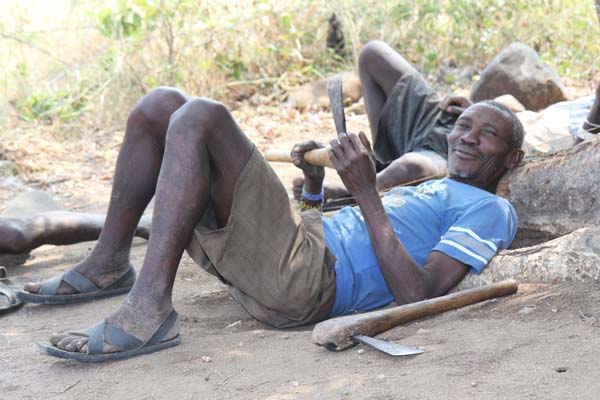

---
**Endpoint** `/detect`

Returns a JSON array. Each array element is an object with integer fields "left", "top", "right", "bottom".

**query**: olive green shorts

[{"left": 186, "top": 146, "right": 336, "bottom": 328}]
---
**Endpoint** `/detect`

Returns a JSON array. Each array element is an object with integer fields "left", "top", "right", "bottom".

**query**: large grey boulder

[
  {"left": 470, "top": 42, "right": 566, "bottom": 111},
  {"left": 496, "top": 136, "right": 600, "bottom": 239}
]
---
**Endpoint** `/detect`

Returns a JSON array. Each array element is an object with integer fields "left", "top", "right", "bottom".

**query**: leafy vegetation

[{"left": 0, "top": 0, "right": 599, "bottom": 132}]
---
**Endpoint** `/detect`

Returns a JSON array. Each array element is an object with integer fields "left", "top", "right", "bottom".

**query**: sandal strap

[
  {"left": 0, "top": 282, "right": 17, "bottom": 305},
  {"left": 104, "top": 268, "right": 136, "bottom": 291},
  {"left": 38, "top": 274, "right": 66, "bottom": 295},
  {"left": 147, "top": 310, "right": 179, "bottom": 347},
  {"left": 87, "top": 320, "right": 144, "bottom": 355},
  {"left": 62, "top": 270, "right": 99, "bottom": 294},
  {"left": 85, "top": 309, "right": 179, "bottom": 355}
]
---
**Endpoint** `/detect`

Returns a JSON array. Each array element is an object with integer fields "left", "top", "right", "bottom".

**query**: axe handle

[
  {"left": 312, "top": 279, "right": 518, "bottom": 351},
  {"left": 264, "top": 148, "right": 333, "bottom": 169}
]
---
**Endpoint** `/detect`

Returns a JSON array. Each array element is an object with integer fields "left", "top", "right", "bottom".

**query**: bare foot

[
  {"left": 49, "top": 296, "right": 177, "bottom": 354},
  {"left": 292, "top": 177, "right": 351, "bottom": 201}
]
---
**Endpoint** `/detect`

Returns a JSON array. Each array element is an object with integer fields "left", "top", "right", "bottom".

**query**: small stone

[
  {"left": 357, "top": 349, "right": 365, "bottom": 354},
  {"left": 226, "top": 320, "right": 241, "bottom": 328},
  {"left": 291, "top": 381, "right": 299, "bottom": 387},
  {"left": 555, "top": 366, "right": 568, "bottom": 373},
  {"left": 201, "top": 356, "right": 212, "bottom": 363},
  {"left": 471, "top": 381, "right": 478, "bottom": 387},
  {"left": 238, "top": 342, "right": 244, "bottom": 347},
  {"left": 416, "top": 328, "right": 430, "bottom": 335},
  {"left": 551, "top": 308, "right": 558, "bottom": 313},
  {"left": 518, "top": 307, "right": 534, "bottom": 315}
]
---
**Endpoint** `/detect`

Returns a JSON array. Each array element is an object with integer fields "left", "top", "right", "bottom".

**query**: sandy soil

[{"left": 1, "top": 101, "right": 600, "bottom": 399}]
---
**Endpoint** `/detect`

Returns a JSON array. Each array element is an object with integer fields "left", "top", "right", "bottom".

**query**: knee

[
  {"left": 167, "top": 97, "right": 231, "bottom": 142},
  {"left": 129, "top": 87, "right": 189, "bottom": 128},
  {"left": 358, "top": 40, "right": 393, "bottom": 74}
]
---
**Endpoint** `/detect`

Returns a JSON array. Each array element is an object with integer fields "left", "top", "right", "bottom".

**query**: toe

[
  {"left": 49, "top": 333, "right": 71, "bottom": 346},
  {"left": 74, "top": 337, "right": 89, "bottom": 352},
  {"left": 23, "top": 282, "right": 40, "bottom": 294},
  {"left": 56, "top": 335, "right": 81, "bottom": 350}
]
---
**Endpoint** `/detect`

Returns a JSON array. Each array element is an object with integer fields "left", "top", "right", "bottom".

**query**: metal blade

[
  {"left": 327, "top": 76, "right": 347, "bottom": 136},
  {"left": 353, "top": 335, "right": 424, "bottom": 357}
]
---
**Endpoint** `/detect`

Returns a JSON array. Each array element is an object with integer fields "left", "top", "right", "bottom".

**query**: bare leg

[
  {"left": 24, "top": 87, "right": 187, "bottom": 295},
  {"left": 0, "top": 212, "right": 151, "bottom": 254},
  {"left": 358, "top": 40, "right": 419, "bottom": 138},
  {"left": 51, "top": 98, "right": 254, "bottom": 354}
]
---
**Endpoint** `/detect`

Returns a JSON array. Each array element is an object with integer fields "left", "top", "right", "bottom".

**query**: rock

[
  {"left": 287, "top": 72, "right": 362, "bottom": 110},
  {"left": 456, "top": 226, "right": 600, "bottom": 290},
  {"left": 0, "top": 160, "right": 19, "bottom": 177},
  {"left": 2, "top": 190, "right": 65, "bottom": 217},
  {"left": 0, "top": 176, "right": 24, "bottom": 189},
  {"left": 518, "top": 307, "right": 535, "bottom": 315},
  {"left": 470, "top": 42, "right": 566, "bottom": 111},
  {"left": 493, "top": 94, "right": 526, "bottom": 113},
  {"left": 496, "top": 136, "right": 600, "bottom": 239}
]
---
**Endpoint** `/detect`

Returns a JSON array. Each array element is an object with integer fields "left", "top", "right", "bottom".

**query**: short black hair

[{"left": 477, "top": 100, "right": 525, "bottom": 149}]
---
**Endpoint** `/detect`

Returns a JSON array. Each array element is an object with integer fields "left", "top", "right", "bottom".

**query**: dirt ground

[{"left": 1, "top": 100, "right": 600, "bottom": 399}]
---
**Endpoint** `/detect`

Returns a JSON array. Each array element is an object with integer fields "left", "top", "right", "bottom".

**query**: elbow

[{"left": 390, "top": 271, "right": 437, "bottom": 305}]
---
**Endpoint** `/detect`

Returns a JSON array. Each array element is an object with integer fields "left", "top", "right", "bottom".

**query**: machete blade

[
  {"left": 327, "top": 75, "right": 347, "bottom": 136},
  {"left": 353, "top": 334, "right": 424, "bottom": 357}
]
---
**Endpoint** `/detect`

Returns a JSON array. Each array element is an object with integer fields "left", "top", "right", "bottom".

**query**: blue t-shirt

[{"left": 322, "top": 178, "right": 517, "bottom": 317}]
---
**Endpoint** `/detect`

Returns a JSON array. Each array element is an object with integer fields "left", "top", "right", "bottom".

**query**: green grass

[{"left": 1, "top": 0, "right": 599, "bottom": 132}]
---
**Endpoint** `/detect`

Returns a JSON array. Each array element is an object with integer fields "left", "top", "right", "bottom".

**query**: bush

[{"left": 1, "top": 0, "right": 599, "bottom": 131}]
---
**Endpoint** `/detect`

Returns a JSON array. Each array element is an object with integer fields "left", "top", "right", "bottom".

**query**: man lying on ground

[
  {"left": 16, "top": 83, "right": 523, "bottom": 362},
  {"left": 292, "top": 40, "right": 600, "bottom": 201}
]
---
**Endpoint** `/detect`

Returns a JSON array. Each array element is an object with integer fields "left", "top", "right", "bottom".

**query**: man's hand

[
  {"left": 439, "top": 95, "right": 472, "bottom": 116},
  {"left": 329, "top": 132, "right": 377, "bottom": 199},
  {"left": 291, "top": 140, "right": 325, "bottom": 194}
]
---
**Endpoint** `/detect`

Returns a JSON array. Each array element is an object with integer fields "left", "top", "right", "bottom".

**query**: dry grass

[{"left": 0, "top": 0, "right": 599, "bottom": 136}]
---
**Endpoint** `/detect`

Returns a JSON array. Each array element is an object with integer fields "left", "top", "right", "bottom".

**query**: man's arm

[{"left": 329, "top": 132, "right": 469, "bottom": 304}]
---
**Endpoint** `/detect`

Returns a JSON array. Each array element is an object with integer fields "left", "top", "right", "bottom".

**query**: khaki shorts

[{"left": 186, "top": 147, "right": 336, "bottom": 328}]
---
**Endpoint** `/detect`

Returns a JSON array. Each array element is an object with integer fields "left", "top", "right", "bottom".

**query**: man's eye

[{"left": 483, "top": 129, "right": 497, "bottom": 136}]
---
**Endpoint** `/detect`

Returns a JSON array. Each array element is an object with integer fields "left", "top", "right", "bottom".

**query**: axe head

[{"left": 327, "top": 76, "right": 347, "bottom": 136}]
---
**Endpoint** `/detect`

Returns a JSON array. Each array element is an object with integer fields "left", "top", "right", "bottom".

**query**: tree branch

[{"left": 0, "top": 32, "right": 72, "bottom": 70}]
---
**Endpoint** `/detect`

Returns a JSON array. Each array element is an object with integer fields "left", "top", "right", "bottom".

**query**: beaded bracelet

[
  {"left": 300, "top": 185, "right": 324, "bottom": 212},
  {"left": 299, "top": 198, "right": 324, "bottom": 212},
  {"left": 301, "top": 186, "right": 324, "bottom": 202}
]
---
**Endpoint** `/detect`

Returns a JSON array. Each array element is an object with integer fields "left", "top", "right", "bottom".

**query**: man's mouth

[{"left": 452, "top": 146, "right": 482, "bottom": 160}]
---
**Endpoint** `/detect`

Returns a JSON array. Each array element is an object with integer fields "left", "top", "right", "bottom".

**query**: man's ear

[{"left": 505, "top": 148, "right": 524, "bottom": 170}]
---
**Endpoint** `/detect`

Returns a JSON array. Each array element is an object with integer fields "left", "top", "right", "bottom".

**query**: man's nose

[{"left": 460, "top": 128, "right": 480, "bottom": 144}]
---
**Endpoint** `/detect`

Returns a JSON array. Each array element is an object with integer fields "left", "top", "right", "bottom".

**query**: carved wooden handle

[{"left": 312, "top": 280, "right": 519, "bottom": 351}]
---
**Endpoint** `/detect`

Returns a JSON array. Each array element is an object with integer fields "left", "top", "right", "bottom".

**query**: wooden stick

[
  {"left": 312, "top": 279, "right": 518, "bottom": 351},
  {"left": 263, "top": 148, "right": 333, "bottom": 168}
]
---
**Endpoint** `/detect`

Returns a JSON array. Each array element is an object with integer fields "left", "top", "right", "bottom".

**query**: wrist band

[{"left": 301, "top": 186, "right": 324, "bottom": 202}]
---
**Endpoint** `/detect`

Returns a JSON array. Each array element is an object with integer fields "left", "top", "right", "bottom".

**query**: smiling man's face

[{"left": 447, "top": 103, "right": 523, "bottom": 190}]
